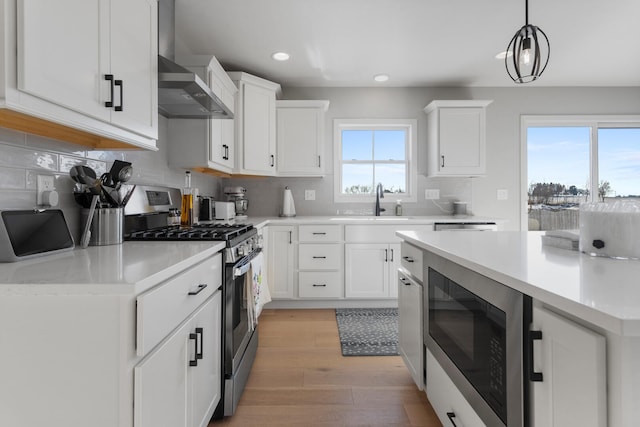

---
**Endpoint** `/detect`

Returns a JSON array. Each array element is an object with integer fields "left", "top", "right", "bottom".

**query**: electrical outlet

[
  {"left": 304, "top": 190, "right": 316, "bottom": 201},
  {"left": 36, "top": 175, "right": 55, "bottom": 205},
  {"left": 425, "top": 189, "right": 440, "bottom": 200},
  {"left": 497, "top": 189, "right": 509, "bottom": 200}
]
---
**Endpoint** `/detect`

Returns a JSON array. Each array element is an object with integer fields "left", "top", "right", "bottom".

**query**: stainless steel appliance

[
  {"left": 433, "top": 222, "right": 497, "bottom": 231},
  {"left": 123, "top": 185, "right": 260, "bottom": 419},
  {"left": 224, "top": 186, "right": 248, "bottom": 219},
  {"left": 199, "top": 196, "right": 215, "bottom": 221},
  {"left": 424, "top": 251, "right": 530, "bottom": 427}
]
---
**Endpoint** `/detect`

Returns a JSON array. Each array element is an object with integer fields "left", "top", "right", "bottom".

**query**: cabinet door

[
  {"left": 189, "top": 293, "right": 222, "bottom": 427},
  {"left": 345, "top": 243, "right": 389, "bottom": 298},
  {"left": 109, "top": 0, "right": 158, "bottom": 138},
  {"left": 134, "top": 318, "right": 190, "bottom": 427},
  {"left": 438, "top": 107, "right": 485, "bottom": 175},
  {"left": 531, "top": 306, "right": 607, "bottom": 427},
  {"left": 267, "top": 226, "right": 296, "bottom": 298},
  {"left": 17, "top": 0, "right": 110, "bottom": 122},
  {"left": 398, "top": 271, "right": 423, "bottom": 390},
  {"left": 277, "top": 107, "right": 323, "bottom": 176},
  {"left": 209, "top": 73, "right": 235, "bottom": 171},
  {"left": 242, "top": 83, "right": 276, "bottom": 174}
]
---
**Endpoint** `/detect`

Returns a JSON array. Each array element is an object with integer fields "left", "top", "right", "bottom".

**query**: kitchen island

[{"left": 397, "top": 230, "right": 640, "bottom": 427}]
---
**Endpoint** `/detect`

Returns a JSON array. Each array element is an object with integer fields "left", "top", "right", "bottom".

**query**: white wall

[{"left": 227, "top": 86, "right": 640, "bottom": 229}]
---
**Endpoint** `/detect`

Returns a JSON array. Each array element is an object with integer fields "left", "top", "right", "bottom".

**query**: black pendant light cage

[{"left": 505, "top": 0, "right": 550, "bottom": 83}]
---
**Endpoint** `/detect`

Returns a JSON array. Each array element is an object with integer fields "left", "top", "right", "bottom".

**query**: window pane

[
  {"left": 342, "top": 164, "right": 373, "bottom": 194},
  {"left": 598, "top": 128, "right": 640, "bottom": 199},
  {"left": 527, "top": 127, "right": 590, "bottom": 231},
  {"left": 375, "top": 164, "right": 406, "bottom": 194},
  {"left": 374, "top": 130, "right": 406, "bottom": 160},
  {"left": 342, "top": 130, "right": 372, "bottom": 160}
]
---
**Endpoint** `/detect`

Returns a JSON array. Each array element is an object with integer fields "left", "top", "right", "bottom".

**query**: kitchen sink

[{"left": 329, "top": 216, "right": 411, "bottom": 221}]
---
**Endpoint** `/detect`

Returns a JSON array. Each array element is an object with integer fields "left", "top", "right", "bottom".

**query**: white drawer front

[
  {"left": 345, "top": 225, "right": 433, "bottom": 243},
  {"left": 401, "top": 242, "right": 423, "bottom": 282},
  {"left": 298, "top": 225, "right": 342, "bottom": 242},
  {"left": 298, "top": 272, "right": 342, "bottom": 298},
  {"left": 136, "top": 253, "right": 222, "bottom": 356},
  {"left": 298, "top": 244, "right": 342, "bottom": 270}
]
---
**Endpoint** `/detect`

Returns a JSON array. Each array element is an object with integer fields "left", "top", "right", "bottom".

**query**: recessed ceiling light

[
  {"left": 271, "top": 52, "right": 290, "bottom": 61},
  {"left": 495, "top": 51, "right": 513, "bottom": 60},
  {"left": 373, "top": 74, "right": 389, "bottom": 82}
]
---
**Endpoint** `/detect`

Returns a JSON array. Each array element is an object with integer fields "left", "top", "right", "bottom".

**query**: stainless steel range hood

[{"left": 158, "top": 55, "right": 234, "bottom": 119}]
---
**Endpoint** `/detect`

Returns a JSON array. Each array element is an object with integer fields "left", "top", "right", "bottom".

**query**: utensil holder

[{"left": 80, "top": 207, "right": 123, "bottom": 246}]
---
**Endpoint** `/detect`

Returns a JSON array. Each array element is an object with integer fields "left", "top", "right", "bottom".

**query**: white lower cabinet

[
  {"left": 531, "top": 305, "right": 607, "bottom": 427},
  {"left": 426, "top": 349, "right": 487, "bottom": 427},
  {"left": 135, "top": 292, "right": 221, "bottom": 427},
  {"left": 398, "top": 269, "right": 423, "bottom": 390},
  {"left": 298, "top": 271, "right": 342, "bottom": 298},
  {"left": 266, "top": 225, "right": 296, "bottom": 298},
  {"left": 345, "top": 243, "right": 400, "bottom": 298}
]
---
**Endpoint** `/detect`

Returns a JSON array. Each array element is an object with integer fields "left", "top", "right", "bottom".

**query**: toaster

[{"left": 215, "top": 201, "right": 235, "bottom": 221}]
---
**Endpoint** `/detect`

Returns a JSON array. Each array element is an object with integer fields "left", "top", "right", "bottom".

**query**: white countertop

[
  {"left": 238, "top": 215, "right": 503, "bottom": 228},
  {"left": 0, "top": 241, "right": 225, "bottom": 295},
  {"left": 398, "top": 230, "right": 640, "bottom": 336}
]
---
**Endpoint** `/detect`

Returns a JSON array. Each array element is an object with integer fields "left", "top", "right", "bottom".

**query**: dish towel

[{"left": 246, "top": 251, "right": 271, "bottom": 331}]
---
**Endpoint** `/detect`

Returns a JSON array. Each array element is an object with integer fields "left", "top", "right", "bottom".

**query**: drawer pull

[
  {"left": 399, "top": 276, "right": 410, "bottom": 285},
  {"left": 104, "top": 74, "right": 114, "bottom": 107},
  {"left": 312, "top": 256, "right": 327, "bottom": 259},
  {"left": 188, "top": 333, "right": 198, "bottom": 367},
  {"left": 402, "top": 256, "right": 414, "bottom": 263},
  {"left": 390, "top": 249, "right": 394, "bottom": 262},
  {"left": 446, "top": 412, "right": 457, "bottom": 427},
  {"left": 312, "top": 232, "right": 327, "bottom": 235},
  {"left": 312, "top": 284, "right": 327, "bottom": 287},
  {"left": 195, "top": 327, "right": 204, "bottom": 360},
  {"left": 188, "top": 284, "right": 208, "bottom": 295}
]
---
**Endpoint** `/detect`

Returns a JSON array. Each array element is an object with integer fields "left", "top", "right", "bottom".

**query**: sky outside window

[{"left": 598, "top": 128, "right": 640, "bottom": 197}]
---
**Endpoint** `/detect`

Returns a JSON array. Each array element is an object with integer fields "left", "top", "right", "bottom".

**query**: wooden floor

[{"left": 211, "top": 309, "right": 442, "bottom": 427}]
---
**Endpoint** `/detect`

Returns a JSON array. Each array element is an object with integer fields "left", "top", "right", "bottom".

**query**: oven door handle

[{"left": 233, "top": 249, "right": 262, "bottom": 278}]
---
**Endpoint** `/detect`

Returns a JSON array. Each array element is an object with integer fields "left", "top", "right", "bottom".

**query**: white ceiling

[{"left": 175, "top": 0, "right": 640, "bottom": 88}]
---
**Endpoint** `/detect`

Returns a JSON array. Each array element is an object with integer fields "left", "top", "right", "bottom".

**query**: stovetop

[{"left": 125, "top": 223, "right": 256, "bottom": 247}]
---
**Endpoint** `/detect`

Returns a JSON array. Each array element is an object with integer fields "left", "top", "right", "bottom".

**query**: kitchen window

[
  {"left": 521, "top": 115, "right": 640, "bottom": 230},
  {"left": 333, "top": 119, "right": 417, "bottom": 203}
]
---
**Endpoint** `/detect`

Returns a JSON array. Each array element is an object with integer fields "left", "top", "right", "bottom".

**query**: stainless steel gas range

[{"left": 124, "top": 185, "right": 260, "bottom": 419}]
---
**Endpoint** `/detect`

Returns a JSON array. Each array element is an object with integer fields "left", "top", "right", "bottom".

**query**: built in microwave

[{"left": 424, "top": 252, "right": 530, "bottom": 427}]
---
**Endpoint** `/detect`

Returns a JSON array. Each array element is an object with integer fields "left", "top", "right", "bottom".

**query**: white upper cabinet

[
  {"left": 423, "top": 100, "right": 492, "bottom": 177},
  {"left": 1, "top": 0, "right": 158, "bottom": 149},
  {"left": 169, "top": 56, "right": 237, "bottom": 175},
  {"left": 276, "top": 100, "right": 329, "bottom": 177},
  {"left": 228, "top": 72, "right": 281, "bottom": 176}
]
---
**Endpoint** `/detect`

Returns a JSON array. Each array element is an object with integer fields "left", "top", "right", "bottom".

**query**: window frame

[
  {"left": 520, "top": 115, "right": 640, "bottom": 230},
  {"left": 333, "top": 118, "right": 418, "bottom": 203}
]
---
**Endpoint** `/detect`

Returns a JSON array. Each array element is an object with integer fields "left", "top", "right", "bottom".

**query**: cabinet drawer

[
  {"left": 401, "top": 242, "right": 423, "bottom": 281},
  {"left": 299, "top": 244, "right": 342, "bottom": 270},
  {"left": 298, "top": 272, "right": 342, "bottom": 298},
  {"left": 298, "top": 225, "right": 342, "bottom": 242},
  {"left": 136, "top": 253, "right": 222, "bottom": 356},
  {"left": 345, "top": 225, "right": 433, "bottom": 243},
  {"left": 426, "top": 349, "right": 487, "bottom": 427}
]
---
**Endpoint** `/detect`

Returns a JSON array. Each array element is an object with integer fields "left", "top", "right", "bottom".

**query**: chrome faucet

[{"left": 375, "top": 183, "right": 385, "bottom": 216}]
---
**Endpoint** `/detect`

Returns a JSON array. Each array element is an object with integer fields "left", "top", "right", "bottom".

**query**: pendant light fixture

[{"left": 505, "top": 0, "right": 550, "bottom": 83}]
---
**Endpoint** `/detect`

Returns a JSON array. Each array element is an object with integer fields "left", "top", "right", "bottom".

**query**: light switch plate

[
  {"left": 304, "top": 190, "right": 316, "bottom": 201},
  {"left": 497, "top": 189, "right": 509, "bottom": 200},
  {"left": 425, "top": 189, "right": 440, "bottom": 200}
]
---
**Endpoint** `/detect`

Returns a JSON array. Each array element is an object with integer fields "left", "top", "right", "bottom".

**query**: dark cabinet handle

[
  {"left": 104, "top": 74, "right": 114, "bottom": 108},
  {"left": 318, "top": 155, "right": 321, "bottom": 167},
  {"left": 312, "top": 232, "right": 327, "bottom": 235},
  {"left": 188, "top": 284, "right": 208, "bottom": 295},
  {"left": 399, "top": 276, "right": 410, "bottom": 286},
  {"left": 402, "top": 256, "right": 414, "bottom": 263},
  {"left": 270, "top": 154, "right": 275, "bottom": 167},
  {"left": 441, "top": 155, "right": 445, "bottom": 168},
  {"left": 289, "top": 231, "right": 292, "bottom": 244},
  {"left": 446, "top": 412, "right": 457, "bottom": 427},
  {"left": 384, "top": 249, "right": 388, "bottom": 262},
  {"left": 529, "top": 330, "right": 544, "bottom": 382},
  {"left": 114, "top": 79, "right": 123, "bottom": 111},
  {"left": 312, "top": 256, "right": 327, "bottom": 259},
  {"left": 222, "top": 144, "right": 229, "bottom": 160},
  {"left": 390, "top": 249, "right": 394, "bottom": 262},
  {"left": 312, "top": 284, "right": 327, "bottom": 287},
  {"left": 188, "top": 333, "right": 198, "bottom": 367},
  {"left": 195, "top": 327, "right": 204, "bottom": 360}
]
